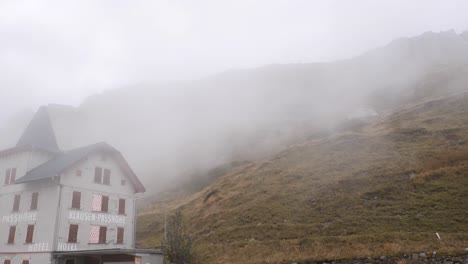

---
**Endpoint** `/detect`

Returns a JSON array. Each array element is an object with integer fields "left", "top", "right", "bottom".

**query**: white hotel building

[{"left": 0, "top": 107, "right": 162, "bottom": 264}]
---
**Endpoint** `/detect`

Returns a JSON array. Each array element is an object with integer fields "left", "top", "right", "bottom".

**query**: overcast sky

[{"left": 1, "top": 0, "right": 468, "bottom": 124}]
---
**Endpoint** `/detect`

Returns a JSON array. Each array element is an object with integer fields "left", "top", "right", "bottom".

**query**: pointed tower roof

[{"left": 16, "top": 106, "right": 60, "bottom": 152}]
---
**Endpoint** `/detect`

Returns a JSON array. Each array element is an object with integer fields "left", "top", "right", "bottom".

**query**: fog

[{"left": 1, "top": 0, "right": 468, "bottom": 192}]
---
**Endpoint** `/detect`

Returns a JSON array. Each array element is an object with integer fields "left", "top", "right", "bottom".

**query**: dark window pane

[
  {"left": 71, "top": 191, "right": 81, "bottom": 209},
  {"left": 99, "top": 226, "right": 107, "bottom": 243},
  {"left": 101, "top": 196, "right": 109, "bottom": 212},
  {"left": 31, "top": 192, "right": 39, "bottom": 210},
  {"left": 103, "top": 169, "right": 111, "bottom": 185},
  {"left": 117, "top": 227, "right": 124, "bottom": 244},
  {"left": 118, "top": 199, "right": 125, "bottom": 215},
  {"left": 13, "top": 195, "right": 20, "bottom": 211},
  {"left": 94, "top": 167, "right": 103, "bottom": 183},
  {"left": 68, "top": 224, "right": 79, "bottom": 243},
  {"left": 8, "top": 226, "right": 15, "bottom": 244},
  {"left": 25, "top": 225, "right": 34, "bottom": 243}
]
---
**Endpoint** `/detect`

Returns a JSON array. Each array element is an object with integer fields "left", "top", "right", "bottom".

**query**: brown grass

[{"left": 137, "top": 93, "right": 468, "bottom": 263}]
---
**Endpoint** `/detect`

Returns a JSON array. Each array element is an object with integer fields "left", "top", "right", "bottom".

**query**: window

[
  {"left": 68, "top": 224, "right": 79, "bottom": 243},
  {"left": 118, "top": 199, "right": 126, "bottom": 215},
  {"left": 22, "top": 261, "right": 29, "bottom": 264},
  {"left": 4, "top": 168, "right": 16, "bottom": 185},
  {"left": 13, "top": 195, "right": 20, "bottom": 212},
  {"left": 99, "top": 226, "right": 107, "bottom": 243},
  {"left": 4, "top": 260, "right": 11, "bottom": 264},
  {"left": 92, "top": 194, "right": 109, "bottom": 212},
  {"left": 94, "top": 167, "right": 111, "bottom": 185},
  {"left": 121, "top": 179, "right": 126, "bottom": 186},
  {"left": 7, "top": 226, "right": 16, "bottom": 244},
  {"left": 76, "top": 170, "right": 82, "bottom": 177},
  {"left": 71, "top": 191, "right": 81, "bottom": 209},
  {"left": 103, "top": 169, "right": 111, "bottom": 185},
  {"left": 89, "top": 225, "right": 107, "bottom": 244},
  {"left": 116, "top": 227, "right": 124, "bottom": 244},
  {"left": 94, "top": 167, "right": 102, "bottom": 183},
  {"left": 25, "top": 225, "right": 34, "bottom": 243},
  {"left": 30, "top": 192, "right": 39, "bottom": 210},
  {"left": 65, "top": 260, "right": 76, "bottom": 264}
]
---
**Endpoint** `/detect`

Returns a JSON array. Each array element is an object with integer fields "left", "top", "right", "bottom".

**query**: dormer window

[
  {"left": 94, "top": 167, "right": 111, "bottom": 185},
  {"left": 4, "top": 168, "right": 16, "bottom": 185}
]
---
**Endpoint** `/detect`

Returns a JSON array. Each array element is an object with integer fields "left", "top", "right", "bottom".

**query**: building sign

[
  {"left": 28, "top": 243, "right": 49, "bottom": 252},
  {"left": 1, "top": 212, "right": 37, "bottom": 223},
  {"left": 57, "top": 243, "right": 78, "bottom": 251},
  {"left": 68, "top": 211, "right": 126, "bottom": 224}
]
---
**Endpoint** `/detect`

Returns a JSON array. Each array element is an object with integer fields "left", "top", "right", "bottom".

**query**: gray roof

[
  {"left": 15, "top": 142, "right": 145, "bottom": 193},
  {"left": 16, "top": 106, "right": 60, "bottom": 152}
]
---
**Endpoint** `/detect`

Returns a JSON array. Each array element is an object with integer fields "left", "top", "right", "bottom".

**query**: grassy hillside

[{"left": 137, "top": 91, "right": 468, "bottom": 263}]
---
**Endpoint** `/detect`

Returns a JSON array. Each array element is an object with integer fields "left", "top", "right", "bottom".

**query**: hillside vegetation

[{"left": 137, "top": 88, "right": 468, "bottom": 263}]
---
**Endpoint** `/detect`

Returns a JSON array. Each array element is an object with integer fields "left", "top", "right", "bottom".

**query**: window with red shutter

[
  {"left": 94, "top": 167, "right": 103, "bottom": 183},
  {"left": 99, "top": 226, "right": 107, "bottom": 243},
  {"left": 30, "top": 192, "right": 39, "bottom": 210},
  {"left": 118, "top": 199, "right": 126, "bottom": 215},
  {"left": 71, "top": 191, "right": 81, "bottom": 209},
  {"left": 7, "top": 226, "right": 16, "bottom": 244},
  {"left": 13, "top": 195, "right": 20, "bottom": 211},
  {"left": 101, "top": 196, "right": 109, "bottom": 212},
  {"left": 103, "top": 169, "right": 111, "bottom": 185},
  {"left": 76, "top": 170, "right": 82, "bottom": 177},
  {"left": 25, "top": 225, "right": 34, "bottom": 243},
  {"left": 116, "top": 227, "right": 124, "bottom": 244},
  {"left": 68, "top": 224, "right": 79, "bottom": 243}
]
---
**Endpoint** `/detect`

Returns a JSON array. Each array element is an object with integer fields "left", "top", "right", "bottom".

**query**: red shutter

[
  {"left": 8, "top": 226, "right": 15, "bottom": 244},
  {"left": 103, "top": 169, "right": 111, "bottom": 185},
  {"left": 71, "top": 191, "right": 81, "bottom": 209},
  {"left": 10, "top": 168, "right": 16, "bottom": 183},
  {"left": 101, "top": 196, "right": 109, "bottom": 212},
  {"left": 31, "top": 192, "right": 39, "bottom": 210},
  {"left": 13, "top": 195, "right": 20, "bottom": 211},
  {"left": 68, "top": 224, "right": 79, "bottom": 243},
  {"left": 99, "top": 226, "right": 107, "bottom": 243},
  {"left": 94, "top": 167, "right": 103, "bottom": 183},
  {"left": 25, "top": 225, "right": 34, "bottom": 243},
  {"left": 116, "top": 227, "right": 124, "bottom": 244},
  {"left": 118, "top": 199, "right": 126, "bottom": 215},
  {"left": 4, "top": 168, "right": 10, "bottom": 185}
]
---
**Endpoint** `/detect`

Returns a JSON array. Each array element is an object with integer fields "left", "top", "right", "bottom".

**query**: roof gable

[
  {"left": 16, "top": 106, "right": 60, "bottom": 152},
  {"left": 15, "top": 142, "right": 145, "bottom": 193}
]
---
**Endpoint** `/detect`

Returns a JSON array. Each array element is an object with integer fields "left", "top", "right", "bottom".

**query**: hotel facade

[{"left": 0, "top": 107, "right": 162, "bottom": 264}]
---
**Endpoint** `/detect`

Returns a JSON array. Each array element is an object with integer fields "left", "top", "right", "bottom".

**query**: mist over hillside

[{"left": 1, "top": 30, "right": 468, "bottom": 192}]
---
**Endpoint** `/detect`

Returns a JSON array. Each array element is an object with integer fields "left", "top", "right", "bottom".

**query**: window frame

[
  {"left": 12, "top": 194, "right": 20, "bottom": 212},
  {"left": 7, "top": 225, "right": 16, "bottom": 244},
  {"left": 25, "top": 224, "right": 34, "bottom": 243},
  {"left": 30, "top": 192, "right": 39, "bottom": 210},
  {"left": 71, "top": 191, "right": 81, "bottom": 209},
  {"left": 68, "top": 224, "right": 79, "bottom": 243},
  {"left": 118, "top": 198, "right": 126, "bottom": 215},
  {"left": 116, "top": 227, "right": 124, "bottom": 244}
]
